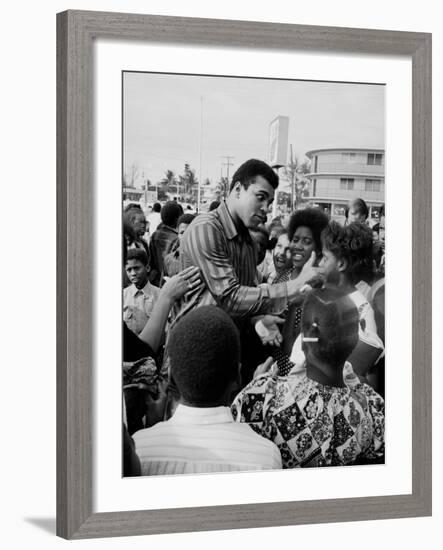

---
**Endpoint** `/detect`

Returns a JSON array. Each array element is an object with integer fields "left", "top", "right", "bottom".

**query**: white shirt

[
  {"left": 123, "top": 281, "right": 160, "bottom": 335},
  {"left": 133, "top": 405, "right": 282, "bottom": 475},
  {"left": 147, "top": 211, "right": 162, "bottom": 235}
]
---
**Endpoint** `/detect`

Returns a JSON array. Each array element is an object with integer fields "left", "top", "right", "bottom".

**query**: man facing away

[
  {"left": 133, "top": 305, "right": 282, "bottom": 475},
  {"left": 149, "top": 201, "right": 183, "bottom": 286}
]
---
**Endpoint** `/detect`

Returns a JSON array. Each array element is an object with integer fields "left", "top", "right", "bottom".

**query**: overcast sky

[{"left": 123, "top": 71, "right": 384, "bottom": 187}]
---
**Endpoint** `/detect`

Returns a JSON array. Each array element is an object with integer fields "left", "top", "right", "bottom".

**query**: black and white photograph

[{"left": 121, "top": 71, "right": 386, "bottom": 477}]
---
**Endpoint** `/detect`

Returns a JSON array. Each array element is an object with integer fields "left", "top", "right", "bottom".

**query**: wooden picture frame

[{"left": 57, "top": 10, "right": 432, "bottom": 539}]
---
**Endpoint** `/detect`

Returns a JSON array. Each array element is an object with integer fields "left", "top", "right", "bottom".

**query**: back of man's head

[
  {"left": 124, "top": 205, "right": 144, "bottom": 225},
  {"left": 168, "top": 306, "right": 240, "bottom": 406},
  {"left": 161, "top": 201, "right": 183, "bottom": 228},
  {"left": 229, "top": 159, "right": 279, "bottom": 193},
  {"left": 153, "top": 202, "right": 162, "bottom": 213},
  {"left": 345, "top": 198, "right": 369, "bottom": 221}
]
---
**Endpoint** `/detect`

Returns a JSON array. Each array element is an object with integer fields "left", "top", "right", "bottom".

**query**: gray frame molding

[{"left": 56, "top": 10, "right": 432, "bottom": 539}]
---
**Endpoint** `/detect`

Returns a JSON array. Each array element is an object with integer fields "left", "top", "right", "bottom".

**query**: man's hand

[
  {"left": 255, "top": 314, "right": 285, "bottom": 346},
  {"left": 288, "top": 251, "right": 325, "bottom": 291}
]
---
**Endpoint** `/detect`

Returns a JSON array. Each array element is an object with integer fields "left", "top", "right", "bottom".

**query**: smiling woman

[
  {"left": 287, "top": 208, "right": 330, "bottom": 275},
  {"left": 272, "top": 208, "right": 330, "bottom": 373}
]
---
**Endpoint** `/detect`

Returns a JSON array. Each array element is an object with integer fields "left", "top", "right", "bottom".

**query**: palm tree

[
  {"left": 160, "top": 169, "right": 177, "bottom": 196},
  {"left": 179, "top": 164, "right": 199, "bottom": 202},
  {"left": 282, "top": 148, "right": 311, "bottom": 209},
  {"left": 213, "top": 176, "right": 230, "bottom": 201}
]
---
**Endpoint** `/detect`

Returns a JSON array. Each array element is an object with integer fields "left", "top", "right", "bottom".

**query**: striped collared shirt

[
  {"left": 133, "top": 405, "right": 282, "bottom": 475},
  {"left": 174, "top": 201, "right": 288, "bottom": 323}
]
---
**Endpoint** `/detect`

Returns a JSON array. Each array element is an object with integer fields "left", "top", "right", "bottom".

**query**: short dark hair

[
  {"left": 161, "top": 201, "right": 184, "bottom": 227},
  {"left": 123, "top": 206, "right": 146, "bottom": 228},
  {"left": 209, "top": 200, "right": 220, "bottom": 211},
  {"left": 153, "top": 202, "right": 161, "bottom": 213},
  {"left": 229, "top": 159, "right": 279, "bottom": 192},
  {"left": 345, "top": 198, "right": 369, "bottom": 220},
  {"left": 177, "top": 213, "right": 196, "bottom": 227},
  {"left": 126, "top": 247, "right": 149, "bottom": 267},
  {"left": 302, "top": 286, "right": 359, "bottom": 365},
  {"left": 322, "top": 221, "right": 374, "bottom": 284},
  {"left": 124, "top": 203, "right": 143, "bottom": 213},
  {"left": 287, "top": 208, "right": 329, "bottom": 252},
  {"left": 168, "top": 306, "right": 240, "bottom": 405}
]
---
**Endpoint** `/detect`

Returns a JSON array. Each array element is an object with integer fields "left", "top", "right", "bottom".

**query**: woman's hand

[
  {"left": 253, "top": 356, "right": 278, "bottom": 379},
  {"left": 161, "top": 266, "right": 201, "bottom": 302}
]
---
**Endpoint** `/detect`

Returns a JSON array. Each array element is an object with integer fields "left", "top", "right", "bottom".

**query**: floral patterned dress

[{"left": 231, "top": 364, "right": 384, "bottom": 468}]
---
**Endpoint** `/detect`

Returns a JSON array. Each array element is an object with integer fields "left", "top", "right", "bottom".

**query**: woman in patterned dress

[{"left": 232, "top": 286, "right": 385, "bottom": 468}]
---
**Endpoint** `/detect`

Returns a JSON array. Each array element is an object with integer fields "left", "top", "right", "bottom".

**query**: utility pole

[
  {"left": 198, "top": 96, "right": 203, "bottom": 213},
  {"left": 221, "top": 156, "right": 234, "bottom": 182},
  {"left": 290, "top": 144, "right": 296, "bottom": 210}
]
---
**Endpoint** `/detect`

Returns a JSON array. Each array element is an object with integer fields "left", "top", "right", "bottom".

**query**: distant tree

[
  {"left": 160, "top": 169, "right": 177, "bottom": 196},
  {"left": 178, "top": 163, "right": 199, "bottom": 202},
  {"left": 213, "top": 176, "right": 229, "bottom": 201},
  {"left": 124, "top": 162, "right": 140, "bottom": 188},
  {"left": 282, "top": 148, "right": 311, "bottom": 209}
]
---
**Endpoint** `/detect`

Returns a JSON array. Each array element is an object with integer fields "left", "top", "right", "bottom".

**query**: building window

[
  {"left": 367, "top": 153, "right": 383, "bottom": 165},
  {"left": 342, "top": 152, "right": 357, "bottom": 162},
  {"left": 340, "top": 178, "right": 354, "bottom": 191},
  {"left": 365, "top": 179, "right": 381, "bottom": 192}
]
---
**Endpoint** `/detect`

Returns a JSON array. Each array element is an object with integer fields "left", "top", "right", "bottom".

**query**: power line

[{"left": 221, "top": 156, "right": 234, "bottom": 181}]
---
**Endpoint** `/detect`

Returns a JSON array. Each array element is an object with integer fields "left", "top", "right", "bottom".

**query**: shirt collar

[
  {"left": 217, "top": 201, "right": 239, "bottom": 240},
  {"left": 158, "top": 222, "right": 178, "bottom": 234},
  {"left": 130, "top": 280, "right": 152, "bottom": 297},
  {"left": 170, "top": 404, "right": 234, "bottom": 425}
]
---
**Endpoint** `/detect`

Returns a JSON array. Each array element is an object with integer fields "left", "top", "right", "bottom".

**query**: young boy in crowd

[
  {"left": 123, "top": 248, "right": 160, "bottom": 335},
  {"left": 232, "top": 287, "right": 385, "bottom": 468}
]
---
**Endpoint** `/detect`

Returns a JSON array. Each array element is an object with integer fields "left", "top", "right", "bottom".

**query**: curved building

[{"left": 305, "top": 148, "right": 384, "bottom": 222}]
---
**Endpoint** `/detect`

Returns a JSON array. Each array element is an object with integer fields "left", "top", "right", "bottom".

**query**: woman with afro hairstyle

[{"left": 260, "top": 207, "right": 329, "bottom": 376}]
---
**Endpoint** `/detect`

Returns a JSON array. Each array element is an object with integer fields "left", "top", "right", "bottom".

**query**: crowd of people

[{"left": 122, "top": 158, "right": 386, "bottom": 476}]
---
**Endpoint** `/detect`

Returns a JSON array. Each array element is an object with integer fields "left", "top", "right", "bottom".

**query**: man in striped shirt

[
  {"left": 175, "top": 159, "right": 323, "bottom": 325},
  {"left": 133, "top": 306, "right": 282, "bottom": 475},
  {"left": 172, "top": 159, "right": 324, "bottom": 381}
]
